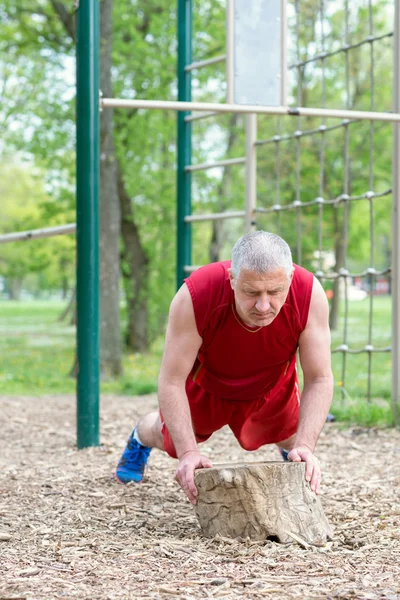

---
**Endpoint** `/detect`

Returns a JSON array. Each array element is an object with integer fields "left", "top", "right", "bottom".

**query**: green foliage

[{"left": 0, "top": 159, "right": 75, "bottom": 297}]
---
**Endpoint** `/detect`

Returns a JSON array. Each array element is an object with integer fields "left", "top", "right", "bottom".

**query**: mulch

[{"left": 1, "top": 393, "right": 400, "bottom": 600}]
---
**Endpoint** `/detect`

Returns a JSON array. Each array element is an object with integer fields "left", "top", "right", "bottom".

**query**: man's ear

[{"left": 227, "top": 267, "right": 235, "bottom": 290}]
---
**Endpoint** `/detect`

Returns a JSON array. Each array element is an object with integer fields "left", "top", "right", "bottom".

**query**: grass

[
  {"left": 0, "top": 296, "right": 395, "bottom": 426},
  {"left": 0, "top": 300, "right": 161, "bottom": 396}
]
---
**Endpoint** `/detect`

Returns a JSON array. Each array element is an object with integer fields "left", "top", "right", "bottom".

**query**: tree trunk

[
  {"left": 98, "top": 0, "right": 123, "bottom": 376},
  {"left": 118, "top": 163, "right": 149, "bottom": 352},
  {"left": 58, "top": 286, "right": 76, "bottom": 324},
  {"left": 7, "top": 278, "right": 22, "bottom": 300},
  {"left": 194, "top": 462, "right": 333, "bottom": 546}
]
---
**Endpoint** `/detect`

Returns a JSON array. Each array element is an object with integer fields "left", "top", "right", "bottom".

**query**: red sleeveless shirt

[{"left": 184, "top": 261, "right": 313, "bottom": 401}]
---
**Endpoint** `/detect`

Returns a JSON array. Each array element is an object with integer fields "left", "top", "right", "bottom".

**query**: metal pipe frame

[
  {"left": 226, "top": 0, "right": 234, "bottom": 104},
  {"left": 100, "top": 98, "right": 400, "bottom": 123},
  {"left": 280, "top": 0, "right": 288, "bottom": 106},
  {"left": 184, "top": 210, "right": 246, "bottom": 223},
  {"left": 0, "top": 224, "right": 76, "bottom": 244},
  {"left": 245, "top": 114, "right": 257, "bottom": 232},
  {"left": 185, "top": 156, "right": 245, "bottom": 172},
  {"left": 176, "top": 0, "right": 192, "bottom": 289},
  {"left": 185, "top": 111, "right": 218, "bottom": 122},
  {"left": 392, "top": 0, "right": 400, "bottom": 426},
  {"left": 185, "top": 54, "right": 226, "bottom": 72},
  {"left": 76, "top": 0, "right": 100, "bottom": 448}
]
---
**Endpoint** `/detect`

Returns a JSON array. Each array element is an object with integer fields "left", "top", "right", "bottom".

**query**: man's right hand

[{"left": 175, "top": 451, "right": 212, "bottom": 504}]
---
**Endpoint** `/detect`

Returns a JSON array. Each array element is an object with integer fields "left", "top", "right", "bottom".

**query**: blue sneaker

[
  {"left": 279, "top": 447, "right": 290, "bottom": 462},
  {"left": 115, "top": 429, "right": 152, "bottom": 484}
]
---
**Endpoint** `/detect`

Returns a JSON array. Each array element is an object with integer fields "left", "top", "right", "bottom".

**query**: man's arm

[
  {"left": 290, "top": 276, "right": 334, "bottom": 493},
  {"left": 158, "top": 283, "right": 212, "bottom": 503}
]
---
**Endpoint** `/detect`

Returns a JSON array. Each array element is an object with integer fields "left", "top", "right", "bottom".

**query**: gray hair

[{"left": 231, "top": 231, "right": 293, "bottom": 280}]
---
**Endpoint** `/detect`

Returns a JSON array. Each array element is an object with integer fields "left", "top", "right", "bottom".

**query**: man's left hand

[{"left": 288, "top": 446, "right": 321, "bottom": 494}]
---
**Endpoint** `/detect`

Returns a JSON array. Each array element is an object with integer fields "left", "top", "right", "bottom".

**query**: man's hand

[
  {"left": 288, "top": 445, "right": 321, "bottom": 495},
  {"left": 175, "top": 451, "right": 212, "bottom": 504}
]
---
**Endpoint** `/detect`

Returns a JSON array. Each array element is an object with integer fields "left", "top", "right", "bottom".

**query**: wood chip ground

[{"left": 1, "top": 394, "right": 399, "bottom": 599}]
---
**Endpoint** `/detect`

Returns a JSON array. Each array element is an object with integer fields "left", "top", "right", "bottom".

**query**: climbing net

[
  {"left": 257, "top": 0, "right": 393, "bottom": 404},
  {"left": 184, "top": 0, "right": 395, "bottom": 406}
]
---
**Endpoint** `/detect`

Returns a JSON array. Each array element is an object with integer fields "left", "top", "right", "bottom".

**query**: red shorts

[{"left": 161, "top": 370, "right": 300, "bottom": 459}]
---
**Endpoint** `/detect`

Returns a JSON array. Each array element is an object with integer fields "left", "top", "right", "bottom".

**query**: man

[{"left": 115, "top": 231, "right": 334, "bottom": 504}]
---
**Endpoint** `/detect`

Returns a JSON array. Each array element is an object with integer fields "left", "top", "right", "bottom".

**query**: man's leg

[
  {"left": 136, "top": 411, "right": 165, "bottom": 450},
  {"left": 115, "top": 411, "right": 165, "bottom": 484}
]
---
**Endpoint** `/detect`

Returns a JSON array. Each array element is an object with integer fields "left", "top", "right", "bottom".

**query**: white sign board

[{"left": 232, "top": 0, "right": 286, "bottom": 106}]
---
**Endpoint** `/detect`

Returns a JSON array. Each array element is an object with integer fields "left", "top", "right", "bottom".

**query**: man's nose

[{"left": 255, "top": 295, "right": 270, "bottom": 312}]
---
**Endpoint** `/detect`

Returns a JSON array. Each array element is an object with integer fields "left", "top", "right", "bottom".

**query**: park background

[{"left": 0, "top": 0, "right": 396, "bottom": 425}]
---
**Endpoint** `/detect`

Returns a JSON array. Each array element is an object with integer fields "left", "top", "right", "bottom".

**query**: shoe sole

[{"left": 113, "top": 472, "right": 143, "bottom": 485}]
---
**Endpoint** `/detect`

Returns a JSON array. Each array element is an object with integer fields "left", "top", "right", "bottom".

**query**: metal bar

[
  {"left": 392, "top": 0, "right": 400, "bottom": 426},
  {"left": 317, "top": 0, "right": 326, "bottom": 272},
  {"left": 367, "top": 0, "right": 375, "bottom": 403},
  {"left": 340, "top": 0, "right": 351, "bottom": 405},
  {"left": 184, "top": 210, "right": 246, "bottom": 223},
  {"left": 275, "top": 117, "right": 282, "bottom": 235},
  {"left": 295, "top": 0, "right": 302, "bottom": 265},
  {"left": 100, "top": 97, "right": 400, "bottom": 123},
  {"left": 245, "top": 114, "right": 257, "bottom": 232},
  {"left": 183, "top": 265, "right": 201, "bottom": 273},
  {"left": 176, "top": 0, "right": 192, "bottom": 289},
  {"left": 290, "top": 31, "right": 393, "bottom": 69},
  {"left": 226, "top": 0, "right": 234, "bottom": 104},
  {"left": 76, "top": 0, "right": 100, "bottom": 449},
  {"left": 185, "top": 111, "right": 218, "bottom": 122},
  {"left": 185, "top": 54, "right": 226, "bottom": 72},
  {"left": 280, "top": 0, "right": 287, "bottom": 105},
  {"left": 185, "top": 156, "right": 245, "bottom": 172},
  {"left": 0, "top": 224, "right": 76, "bottom": 244}
]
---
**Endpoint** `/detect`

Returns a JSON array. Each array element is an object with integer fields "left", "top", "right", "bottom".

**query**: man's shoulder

[
  {"left": 293, "top": 263, "right": 314, "bottom": 280},
  {"left": 186, "top": 260, "right": 231, "bottom": 285}
]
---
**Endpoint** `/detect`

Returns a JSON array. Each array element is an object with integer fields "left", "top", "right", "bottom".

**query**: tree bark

[
  {"left": 7, "top": 278, "right": 22, "bottom": 301},
  {"left": 58, "top": 286, "right": 76, "bottom": 324},
  {"left": 98, "top": 0, "right": 123, "bottom": 376},
  {"left": 118, "top": 162, "right": 149, "bottom": 352},
  {"left": 194, "top": 462, "right": 333, "bottom": 546}
]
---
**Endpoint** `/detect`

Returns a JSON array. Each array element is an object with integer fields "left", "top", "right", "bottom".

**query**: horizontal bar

[
  {"left": 185, "top": 156, "right": 245, "bottom": 172},
  {"left": 185, "top": 54, "right": 226, "bottom": 72},
  {"left": 0, "top": 223, "right": 76, "bottom": 245},
  {"left": 184, "top": 210, "right": 246, "bottom": 223},
  {"left": 183, "top": 265, "right": 201, "bottom": 273},
  {"left": 291, "top": 31, "right": 393, "bottom": 70},
  {"left": 100, "top": 98, "right": 400, "bottom": 123},
  {"left": 185, "top": 111, "right": 219, "bottom": 122}
]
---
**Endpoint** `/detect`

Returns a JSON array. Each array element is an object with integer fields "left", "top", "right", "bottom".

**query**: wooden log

[{"left": 194, "top": 461, "right": 333, "bottom": 546}]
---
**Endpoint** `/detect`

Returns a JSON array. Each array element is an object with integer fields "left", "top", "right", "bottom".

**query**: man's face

[{"left": 229, "top": 267, "right": 292, "bottom": 328}]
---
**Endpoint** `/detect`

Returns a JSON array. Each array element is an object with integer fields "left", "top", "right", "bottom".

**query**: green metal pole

[
  {"left": 76, "top": 0, "right": 100, "bottom": 448},
  {"left": 176, "top": 0, "right": 192, "bottom": 289}
]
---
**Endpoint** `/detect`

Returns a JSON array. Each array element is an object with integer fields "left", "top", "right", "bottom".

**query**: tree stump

[{"left": 194, "top": 461, "right": 333, "bottom": 546}]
